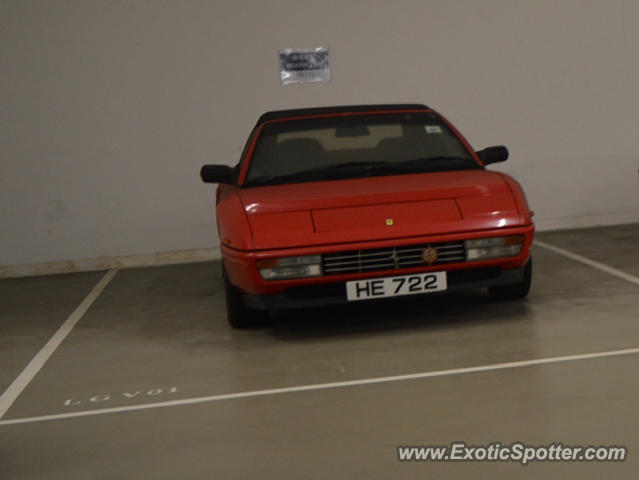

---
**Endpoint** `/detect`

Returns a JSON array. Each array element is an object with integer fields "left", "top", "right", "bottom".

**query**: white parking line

[
  {"left": 535, "top": 240, "right": 639, "bottom": 286},
  {"left": 2, "top": 346, "right": 639, "bottom": 426},
  {"left": 0, "top": 269, "right": 118, "bottom": 420}
]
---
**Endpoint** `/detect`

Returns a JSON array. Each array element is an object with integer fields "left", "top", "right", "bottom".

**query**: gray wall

[{"left": 2, "top": 0, "right": 639, "bottom": 267}]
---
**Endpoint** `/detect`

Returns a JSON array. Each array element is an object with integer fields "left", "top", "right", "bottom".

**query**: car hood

[{"left": 236, "top": 170, "right": 525, "bottom": 250}]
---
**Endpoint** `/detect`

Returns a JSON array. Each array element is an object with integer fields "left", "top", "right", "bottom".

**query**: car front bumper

[{"left": 242, "top": 264, "right": 525, "bottom": 311}]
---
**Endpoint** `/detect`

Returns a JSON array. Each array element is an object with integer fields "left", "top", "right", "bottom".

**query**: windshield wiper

[
  {"left": 243, "top": 174, "right": 299, "bottom": 187},
  {"left": 244, "top": 161, "right": 392, "bottom": 187},
  {"left": 300, "top": 160, "right": 392, "bottom": 174},
  {"left": 243, "top": 157, "right": 478, "bottom": 187},
  {"left": 381, "top": 156, "right": 479, "bottom": 173}
]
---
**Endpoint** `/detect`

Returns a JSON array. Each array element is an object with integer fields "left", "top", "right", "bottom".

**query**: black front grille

[{"left": 322, "top": 241, "right": 465, "bottom": 276}]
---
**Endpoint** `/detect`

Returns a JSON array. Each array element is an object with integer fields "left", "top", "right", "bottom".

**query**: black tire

[
  {"left": 223, "top": 269, "right": 268, "bottom": 328},
  {"left": 488, "top": 258, "right": 532, "bottom": 300}
]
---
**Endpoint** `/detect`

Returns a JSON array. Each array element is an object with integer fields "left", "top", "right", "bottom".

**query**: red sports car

[{"left": 201, "top": 104, "right": 534, "bottom": 327}]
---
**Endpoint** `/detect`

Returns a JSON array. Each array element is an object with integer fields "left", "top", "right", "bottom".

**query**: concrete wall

[{"left": 2, "top": 0, "right": 639, "bottom": 269}]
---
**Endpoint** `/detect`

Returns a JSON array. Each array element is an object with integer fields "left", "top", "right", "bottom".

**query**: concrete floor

[{"left": 1, "top": 224, "right": 638, "bottom": 479}]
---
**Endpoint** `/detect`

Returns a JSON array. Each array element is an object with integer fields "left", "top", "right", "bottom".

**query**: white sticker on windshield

[{"left": 425, "top": 125, "right": 442, "bottom": 134}]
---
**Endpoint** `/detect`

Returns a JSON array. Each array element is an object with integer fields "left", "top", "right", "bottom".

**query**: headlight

[
  {"left": 256, "top": 255, "right": 322, "bottom": 280},
  {"left": 465, "top": 235, "right": 524, "bottom": 261}
]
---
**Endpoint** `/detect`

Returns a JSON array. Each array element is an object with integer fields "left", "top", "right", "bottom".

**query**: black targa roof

[{"left": 257, "top": 104, "right": 431, "bottom": 124}]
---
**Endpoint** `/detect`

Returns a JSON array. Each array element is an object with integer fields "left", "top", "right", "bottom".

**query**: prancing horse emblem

[
  {"left": 422, "top": 246, "right": 438, "bottom": 265},
  {"left": 385, "top": 218, "right": 394, "bottom": 226}
]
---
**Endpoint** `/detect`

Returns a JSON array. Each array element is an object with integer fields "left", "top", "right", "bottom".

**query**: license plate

[{"left": 346, "top": 272, "right": 447, "bottom": 301}]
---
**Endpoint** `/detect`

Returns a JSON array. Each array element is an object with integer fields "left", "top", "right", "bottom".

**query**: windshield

[{"left": 243, "top": 113, "right": 479, "bottom": 187}]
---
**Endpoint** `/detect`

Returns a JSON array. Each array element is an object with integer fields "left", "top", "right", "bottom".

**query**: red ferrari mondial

[{"left": 201, "top": 104, "right": 534, "bottom": 327}]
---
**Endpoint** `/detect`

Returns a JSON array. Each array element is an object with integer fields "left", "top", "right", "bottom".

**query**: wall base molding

[
  {"left": 0, "top": 247, "right": 221, "bottom": 279},
  {"left": 533, "top": 211, "right": 639, "bottom": 233}
]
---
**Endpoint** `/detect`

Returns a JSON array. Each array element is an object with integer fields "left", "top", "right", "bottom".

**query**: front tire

[
  {"left": 223, "top": 269, "right": 268, "bottom": 328},
  {"left": 488, "top": 258, "right": 532, "bottom": 300}
]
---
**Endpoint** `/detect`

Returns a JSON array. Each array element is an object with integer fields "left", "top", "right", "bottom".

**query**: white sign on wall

[{"left": 279, "top": 47, "right": 331, "bottom": 85}]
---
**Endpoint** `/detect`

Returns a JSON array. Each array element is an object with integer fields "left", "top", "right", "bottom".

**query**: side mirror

[
  {"left": 200, "top": 164, "right": 236, "bottom": 184},
  {"left": 476, "top": 146, "right": 509, "bottom": 165}
]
